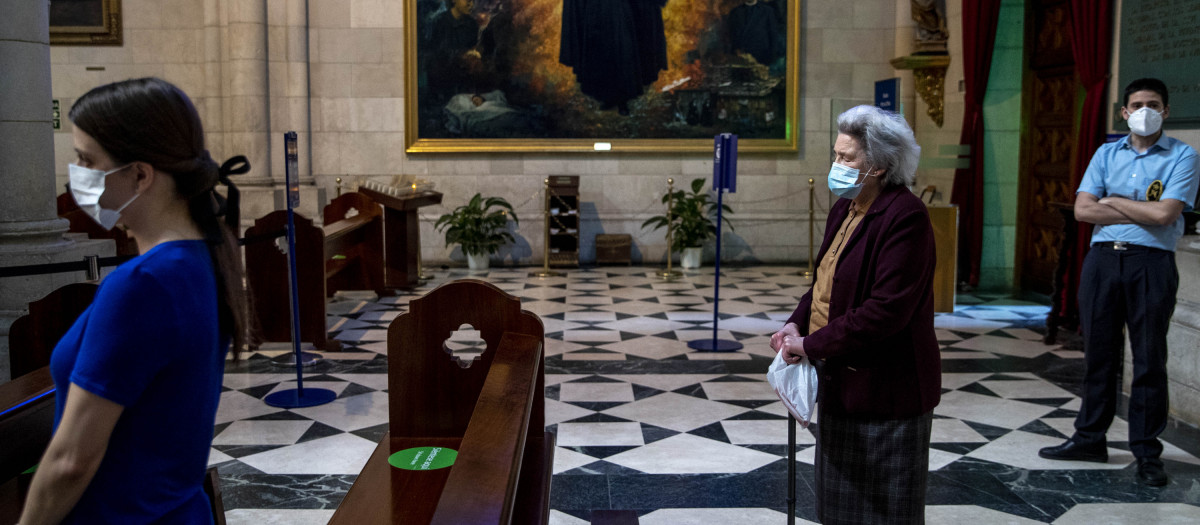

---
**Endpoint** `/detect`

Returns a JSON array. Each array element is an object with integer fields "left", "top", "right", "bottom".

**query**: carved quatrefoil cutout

[{"left": 444, "top": 324, "right": 487, "bottom": 368}]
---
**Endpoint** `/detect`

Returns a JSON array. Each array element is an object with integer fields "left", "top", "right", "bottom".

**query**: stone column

[{"left": 0, "top": 1, "right": 114, "bottom": 383}]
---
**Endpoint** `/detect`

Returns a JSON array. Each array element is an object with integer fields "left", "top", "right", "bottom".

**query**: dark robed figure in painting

[{"left": 560, "top": 0, "right": 668, "bottom": 113}]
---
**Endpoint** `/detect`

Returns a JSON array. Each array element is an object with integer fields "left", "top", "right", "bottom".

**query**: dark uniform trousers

[{"left": 1075, "top": 243, "right": 1178, "bottom": 460}]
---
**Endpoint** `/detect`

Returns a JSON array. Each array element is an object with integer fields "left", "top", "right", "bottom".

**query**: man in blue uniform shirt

[{"left": 1040, "top": 78, "right": 1199, "bottom": 487}]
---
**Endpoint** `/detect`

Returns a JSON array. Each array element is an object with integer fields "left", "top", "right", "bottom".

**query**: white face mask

[
  {"left": 68, "top": 163, "right": 137, "bottom": 230},
  {"left": 1127, "top": 106, "right": 1164, "bottom": 137}
]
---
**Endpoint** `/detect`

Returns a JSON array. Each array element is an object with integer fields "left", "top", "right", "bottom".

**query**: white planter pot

[
  {"left": 467, "top": 252, "right": 490, "bottom": 271},
  {"left": 680, "top": 247, "right": 702, "bottom": 269}
]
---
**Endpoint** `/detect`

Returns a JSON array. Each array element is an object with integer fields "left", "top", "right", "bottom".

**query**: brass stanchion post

[
  {"left": 797, "top": 178, "right": 815, "bottom": 278},
  {"left": 335, "top": 177, "right": 342, "bottom": 198},
  {"left": 536, "top": 178, "right": 564, "bottom": 278},
  {"left": 657, "top": 178, "right": 682, "bottom": 280}
]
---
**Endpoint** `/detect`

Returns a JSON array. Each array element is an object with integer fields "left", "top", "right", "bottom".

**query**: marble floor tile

[
  {"left": 222, "top": 373, "right": 295, "bottom": 390},
  {"left": 224, "top": 509, "right": 337, "bottom": 525},
  {"left": 566, "top": 295, "right": 614, "bottom": 305},
  {"left": 594, "top": 317, "right": 693, "bottom": 334},
  {"left": 657, "top": 294, "right": 709, "bottom": 305},
  {"left": 1052, "top": 503, "right": 1200, "bottom": 524},
  {"left": 685, "top": 352, "right": 752, "bottom": 360},
  {"left": 559, "top": 381, "right": 635, "bottom": 402},
  {"left": 602, "top": 392, "right": 748, "bottom": 432},
  {"left": 928, "top": 448, "right": 963, "bottom": 471},
  {"left": 604, "top": 434, "right": 779, "bottom": 474},
  {"left": 211, "top": 267, "right": 1200, "bottom": 521},
  {"left": 522, "top": 300, "right": 576, "bottom": 317},
  {"left": 951, "top": 334, "right": 1058, "bottom": 359},
  {"left": 562, "top": 329, "right": 623, "bottom": 343},
  {"left": 557, "top": 422, "right": 645, "bottom": 447},
  {"left": 934, "top": 316, "right": 1012, "bottom": 334},
  {"left": 979, "top": 379, "right": 1075, "bottom": 400},
  {"left": 1002, "top": 328, "right": 1045, "bottom": 340},
  {"left": 701, "top": 380, "right": 777, "bottom": 401},
  {"left": 596, "top": 337, "right": 692, "bottom": 360},
  {"left": 960, "top": 309, "right": 1029, "bottom": 321},
  {"left": 214, "top": 421, "right": 314, "bottom": 446},
  {"left": 931, "top": 419, "right": 990, "bottom": 443},
  {"left": 215, "top": 391, "right": 284, "bottom": 425},
  {"left": 289, "top": 391, "right": 390, "bottom": 432},
  {"left": 924, "top": 505, "right": 1042, "bottom": 524},
  {"left": 936, "top": 391, "right": 1057, "bottom": 430},
  {"left": 966, "top": 430, "right": 1132, "bottom": 470},
  {"left": 552, "top": 448, "right": 600, "bottom": 475},
  {"left": 208, "top": 448, "right": 235, "bottom": 466},
  {"left": 565, "top": 310, "right": 618, "bottom": 322},
  {"left": 600, "top": 374, "right": 725, "bottom": 392},
  {"left": 546, "top": 374, "right": 592, "bottom": 386},
  {"left": 546, "top": 398, "right": 597, "bottom": 425},
  {"left": 562, "top": 352, "right": 627, "bottom": 361},
  {"left": 592, "top": 301, "right": 679, "bottom": 315},
  {"left": 703, "top": 316, "right": 784, "bottom": 335},
  {"left": 638, "top": 508, "right": 797, "bottom": 525},
  {"left": 238, "top": 433, "right": 377, "bottom": 475},
  {"left": 545, "top": 339, "right": 591, "bottom": 356},
  {"left": 721, "top": 419, "right": 814, "bottom": 445},
  {"left": 329, "top": 373, "right": 390, "bottom": 392},
  {"left": 942, "top": 373, "right": 995, "bottom": 390}
]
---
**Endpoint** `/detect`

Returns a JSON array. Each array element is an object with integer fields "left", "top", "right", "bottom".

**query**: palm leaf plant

[
  {"left": 641, "top": 177, "right": 734, "bottom": 252},
  {"left": 434, "top": 193, "right": 520, "bottom": 257}
]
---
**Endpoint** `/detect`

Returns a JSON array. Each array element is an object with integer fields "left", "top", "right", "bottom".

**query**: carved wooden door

[{"left": 1016, "top": 0, "right": 1079, "bottom": 294}]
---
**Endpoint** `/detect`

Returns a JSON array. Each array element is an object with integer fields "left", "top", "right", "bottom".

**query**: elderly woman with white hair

[{"left": 770, "top": 105, "right": 941, "bottom": 523}]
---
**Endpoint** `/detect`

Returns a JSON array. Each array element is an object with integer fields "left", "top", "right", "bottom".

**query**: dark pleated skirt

[{"left": 814, "top": 410, "right": 934, "bottom": 524}]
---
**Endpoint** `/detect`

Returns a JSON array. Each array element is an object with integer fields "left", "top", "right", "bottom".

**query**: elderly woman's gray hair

[{"left": 836, "top": 105, "right": 921, "bottom": 187}]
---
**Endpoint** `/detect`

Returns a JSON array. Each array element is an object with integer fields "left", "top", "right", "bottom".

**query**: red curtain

[
  {"left": 950, "top": 0, "right": 1002, "bottom": 288},
  {"left": 1057, "top": 1, "right": 1112, "bottom": 326}
]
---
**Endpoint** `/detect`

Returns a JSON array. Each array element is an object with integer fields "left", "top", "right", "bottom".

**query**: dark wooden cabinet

[{"left": 547, "top": 176, "right": 580, "bottom": 267}]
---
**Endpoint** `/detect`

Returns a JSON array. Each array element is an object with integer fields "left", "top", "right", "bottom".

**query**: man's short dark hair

[{"left": 1123, "top": 78, "right": 1169, "bottom": 107}]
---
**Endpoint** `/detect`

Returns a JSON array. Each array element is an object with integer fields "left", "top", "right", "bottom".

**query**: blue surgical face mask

[{"left": 828, "top": 162, "right": 869, "bottom": 199}]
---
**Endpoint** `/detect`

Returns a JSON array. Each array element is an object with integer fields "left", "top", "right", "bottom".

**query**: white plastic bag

[{"left": 766, "top": 350, "right": 819, "bottom": 427}]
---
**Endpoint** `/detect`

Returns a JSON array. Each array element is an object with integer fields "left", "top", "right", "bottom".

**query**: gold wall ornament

[{"left": 890, "top": 54, "right": 951, "bottom": 128}]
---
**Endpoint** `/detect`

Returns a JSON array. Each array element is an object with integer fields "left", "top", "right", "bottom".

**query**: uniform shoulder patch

[{"left": 1147, "top": 180, "right": 1163, "bottom": 201}]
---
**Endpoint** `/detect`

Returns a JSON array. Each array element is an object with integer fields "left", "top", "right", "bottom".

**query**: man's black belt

[{"left": 1092, "top": 241, "right": 1167, "bottom": 253}]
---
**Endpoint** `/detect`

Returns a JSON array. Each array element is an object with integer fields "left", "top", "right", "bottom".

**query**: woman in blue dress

[{"left": 19, "top": 77, "right": 249, "bottom": 524}]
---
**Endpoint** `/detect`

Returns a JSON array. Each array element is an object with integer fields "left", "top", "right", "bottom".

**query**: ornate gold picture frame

[
  {"left": 405, "top": 0, "right": 799, "bottom": 153},
  {"left": 50, "top": 0, "right": 123, "bottom": 46}
]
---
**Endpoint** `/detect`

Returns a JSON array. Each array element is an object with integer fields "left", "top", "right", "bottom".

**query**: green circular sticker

[{"left": 388, "top": 446, "right": 457, "bottom": 471}]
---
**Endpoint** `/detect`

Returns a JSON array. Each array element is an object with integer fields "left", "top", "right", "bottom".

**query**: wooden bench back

[
  {"left": 243, "top": 209, "right": 328, "bottom": 349},
  {"left": 388, "top": 279, "right": 544, "bottom": 438},
  {"left": 323, "top": 192, "right": 385, "bottom": 296},
  {"left": 8, "top": 282, "right": 98, "bottom": 379},
  {"left": 57, "top": 192, "right": 139, "bottom": 256}
]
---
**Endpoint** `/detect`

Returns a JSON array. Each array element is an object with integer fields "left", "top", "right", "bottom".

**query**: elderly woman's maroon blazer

[{"left": 786, "top": 183, "right": 941, "bottom": 419}]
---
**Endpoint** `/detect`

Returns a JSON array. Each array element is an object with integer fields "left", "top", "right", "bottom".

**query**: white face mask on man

[
  {"left": 1127, "top": 106, "right": 1164, "bottom": 137},
  {"left": 68, "top": 163, "right": 137, "bottom": 230}
]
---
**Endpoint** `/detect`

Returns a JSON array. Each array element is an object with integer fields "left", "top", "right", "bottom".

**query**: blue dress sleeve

[{"left": 69, "top": 268, "right": 178, "bottom": 407}]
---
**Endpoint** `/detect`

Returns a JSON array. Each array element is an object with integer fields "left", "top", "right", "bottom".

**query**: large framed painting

[
  {"left": 405, "top": 0, "right": 799, "bottom": 153},
  {"left": 50, "top": 0, "right": 123, "bottom": 46}
]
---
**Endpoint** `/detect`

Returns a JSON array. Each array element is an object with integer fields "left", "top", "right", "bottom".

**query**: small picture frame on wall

[{"left": 50, "top": 0, "right": 123, "bottom": 46}]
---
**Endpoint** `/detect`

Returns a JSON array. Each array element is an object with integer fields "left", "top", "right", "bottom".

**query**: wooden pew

[
  {"left": 57, "top": 192, "right": 139, "bottom": 257},
  {"left": 244, "top": 191, "right": 384, "bottom": 351},
  {"left": 330, "top": 279, "right": 554, "bottom": 524}
]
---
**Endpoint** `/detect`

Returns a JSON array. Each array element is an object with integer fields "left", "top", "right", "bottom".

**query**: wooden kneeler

[{"left": 330, "top": 279, "right": 554, "bottom": 524}]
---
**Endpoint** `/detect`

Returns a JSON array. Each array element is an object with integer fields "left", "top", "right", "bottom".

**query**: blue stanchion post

[
  {"left": 687, "top": 133, "right": 743, "bottom": 352},
  {"left": 265, "top": 132, "right": 337, "bottom": 409}
]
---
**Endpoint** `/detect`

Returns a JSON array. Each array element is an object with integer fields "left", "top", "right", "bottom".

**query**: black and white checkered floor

[{"left": 212, "top": 266, "right": 1200, "bottom": 524}]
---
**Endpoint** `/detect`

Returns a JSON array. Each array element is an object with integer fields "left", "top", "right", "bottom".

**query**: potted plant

[
  {"left": 434, "top": 193, "right": 520, "bottom": 270},
  {"left": 641, "top": 177, "right": 733, "bottom": 269}
]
